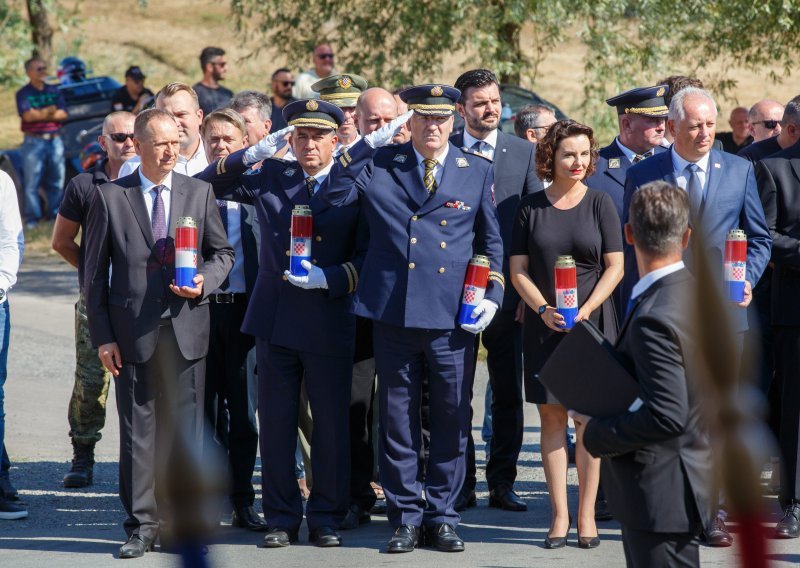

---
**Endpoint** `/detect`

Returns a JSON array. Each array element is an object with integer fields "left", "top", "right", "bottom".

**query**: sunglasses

[
  {"left": 106, "top": 132, "right": 135, "bottom": 142},
  {"left": 212, "top": 61, "right": 228, "bottom": 68},
  {"left": 279, "top": 80, "right": 295, "bottom": 86},
  {"left": 753, "top": 120, "right": 780, "bottom": 129},
  {"left": 317, "top": 53, "right": 335, "bottom": 60},
  {"left": 35, "top": 66, "right": 47, "bottom": 72}
]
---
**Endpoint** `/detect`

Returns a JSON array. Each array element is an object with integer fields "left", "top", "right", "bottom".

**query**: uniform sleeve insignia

[
  {"left": 283, "top": 168, "right": 296, "bottom": 177},
  {"left": 431, "top": 85, "right": 444, "bottom": 96},
  {"left": 306, "top": 99, "right": 319, "bottom": 111},
  {"left": 393, "top": 154, "right": 407, "bottom": 163},
  {"left": 608, "top": 158, "right": 621, "bottom": 169},
  {"left": 456, "top": 157, "right": 469, "bottom": 168},
  {"left": 445, "top": 200, "right": 471, "bottom": 211}
]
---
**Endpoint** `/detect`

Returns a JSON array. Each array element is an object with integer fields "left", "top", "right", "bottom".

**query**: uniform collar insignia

[
  {"left": 456, "top": 157, "right": 469, "bottom": 168},
  {"left": 284, "top": 168, "right": 296, "bottom": 176},
  {"left": 393, "top": 154, "right": 407, "bottom": 163},
  {"left": 609, "top": 158, "right": 621, "bottom": 169}
]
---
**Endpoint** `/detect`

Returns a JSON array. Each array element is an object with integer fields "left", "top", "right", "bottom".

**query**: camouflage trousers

[{"left": 68, "top": 292, "right": 111, "bottom": 445}]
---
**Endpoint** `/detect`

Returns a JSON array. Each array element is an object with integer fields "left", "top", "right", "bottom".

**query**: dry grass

[{"left": 1, "top": 0, "right": 798, "bottom": 149}]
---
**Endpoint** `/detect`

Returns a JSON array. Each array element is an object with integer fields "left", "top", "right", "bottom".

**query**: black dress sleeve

[{"left": 510, "top": 195, "right": 533, "bottom": 256}]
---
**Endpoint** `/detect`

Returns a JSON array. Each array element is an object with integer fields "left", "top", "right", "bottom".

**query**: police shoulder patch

[{"left": 608, "top": 158, "right": 621, "bottom": 169}]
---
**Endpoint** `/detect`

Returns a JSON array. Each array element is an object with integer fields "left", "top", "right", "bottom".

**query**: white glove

[
  {"left": 244, "top": 125, "right": 295, "bottom": 165},
  {"left": 460, "top": 299, "right": 499, "bottom": 334},
  {"left": 284, "top": 260, "right": 328, "bottom": 290},
  {"left": 364, "top": 110, "right": 413, "bottom": 148}
]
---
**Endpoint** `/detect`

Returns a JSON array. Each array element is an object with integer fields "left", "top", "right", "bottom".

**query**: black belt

[{"left": 209, "top": 292, "right": 247, "bottom": 304}]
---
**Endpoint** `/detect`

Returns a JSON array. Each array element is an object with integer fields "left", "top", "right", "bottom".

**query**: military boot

[{"left": 63, "top": 441, "right": 95, "bottom": 488}]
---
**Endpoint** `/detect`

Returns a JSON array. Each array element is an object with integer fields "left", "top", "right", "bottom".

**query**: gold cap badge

[
  {"left": 306, "top": 99, "right": 319, "bottom": 111},
  {"left": 656, "top": 86, "right": 665, "bottom": 97},
  {"left": 338, "top": 76, "right": 352, "bottom": 89},
  {"left": 431, "top": 85, "right": 444, "bottom": 96}
]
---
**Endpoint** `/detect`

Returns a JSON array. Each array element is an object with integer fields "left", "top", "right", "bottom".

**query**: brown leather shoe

[{"left": 704, "top": 516, "right": 733, "bottom": 547}]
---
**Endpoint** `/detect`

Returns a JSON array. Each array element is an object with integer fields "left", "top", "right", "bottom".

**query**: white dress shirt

[
  {"left": 630, "top": 260, "right": 685, "bottom": 301},
  {"left": 671, "top": 147, "right": 711, "bottom": 195},
  {"left": 0, "top": 171, "right": 23, "bottom": 297},
  {"left": 215, "top": 200, "right": 247, "bottom": 294},
  {"left": 138, "top": 170, "right": 173, "bottom": 232},
  {"left": 463, "top": 128, "right": 498, "bottom": 161},
  {"left": 304, "top": 160, "right": 334, "bottom": 194},
  {"left": 335, "top": 135, "right": 362, "bottom": 157},
  {"left": 119, "top": 140, "right": 209, "bottom": 178},
  {"left": 615, "top": 138, "right": 655, "bottom": 163},
  {"left": 413, "top": 144, "right": 450, "bottom": 188}
]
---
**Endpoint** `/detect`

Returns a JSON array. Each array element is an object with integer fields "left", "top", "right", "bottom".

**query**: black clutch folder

[{"left": 537, "top": 320, "right": 641, "bottom": 417}]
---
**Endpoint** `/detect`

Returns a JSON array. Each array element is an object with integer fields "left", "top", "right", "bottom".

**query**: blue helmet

[{"left": 57, "top": 56, "right": 87, "bottom": 84}]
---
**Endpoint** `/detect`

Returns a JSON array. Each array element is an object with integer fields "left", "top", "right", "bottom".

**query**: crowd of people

[{"left": 1, "top": 41, "right": 799, "bottom": 567}]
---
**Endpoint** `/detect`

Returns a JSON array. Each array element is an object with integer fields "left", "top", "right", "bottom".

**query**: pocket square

[{"left": 444, "top": 200, "right": 471, "bottom": 211}]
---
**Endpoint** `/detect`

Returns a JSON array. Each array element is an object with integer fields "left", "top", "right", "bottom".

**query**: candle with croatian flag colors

[
  {"left": 555, "top": 255, "right": 578, "bottom": 329},
  {"left": 175, "top": 217, "right": 197, "bottom": 288},
  {"left": 290, "top": 205, "right": 313, "bottom": 276},
  {"left": 458, "top": 255, "right": 491, "bottom": 325},
  {"left": 724, "top": 229, "right": 747, "bottom": 303}
]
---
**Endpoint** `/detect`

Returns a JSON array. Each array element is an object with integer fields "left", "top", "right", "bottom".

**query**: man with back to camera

[
  {"left": 52, "top": 111, "right": 136, "bottom": 489},
  {"left": 449, "top": 69, "right": 540, "bottom": 515},
  {"left": 621, "top": 86, "right": 771, "bottom": 548},
  {"left": 83, "top": 108, "right": 234, "bottom": 558}
]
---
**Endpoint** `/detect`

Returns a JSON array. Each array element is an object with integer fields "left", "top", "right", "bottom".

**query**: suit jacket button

[
  {"left": 440, "top": 242, "right": 446, "bottom": 249},
  {"left": 410, "top": 237, "right": 417, "bottom": 244},
  {"left": 282, "top": 274, "right": 288, "bottom": 280},
  {"left": 312, "top": 259, "right": 317, "bottom": 264},
  {"left": 408, "top": 262, "right": 416, "bottom": 269},
  {"left": 438, "top": 267, "right": 445, "bottom": 273},
  {"left": 411, "top": 215, "right": 418, "bottom": 221},
  {"left": 440, "top": 220, "right": 447, "bottom": 226},
  {"left": 315, "top": 236, "right": 322, "bottom": 242}
]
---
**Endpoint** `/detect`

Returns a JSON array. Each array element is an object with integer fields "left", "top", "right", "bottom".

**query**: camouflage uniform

[{"left": 68, "top": 291, "right": 110, "bottom": 444}]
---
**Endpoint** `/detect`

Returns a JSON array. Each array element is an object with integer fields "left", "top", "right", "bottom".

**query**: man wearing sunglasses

[
  {"left": 747, "top": 99, "right": 784, "bottom": 143},
  {"left": 740, "top": 96, "right": 800, "bottom": 163},
  {"left": 293, "top": 44, "right": 336, "bottom": 100},
  {"left": 194, "top": 46, "right": 234, "bottom": 116},
  {"left": 269, "top": 69, "right": 296, "bottom": 132},
  {"left": 16, "top": 56, "right": 69, "bottom": 229},
  {"left": 51, "top": 111, "right": 137, "bottom": 489}
]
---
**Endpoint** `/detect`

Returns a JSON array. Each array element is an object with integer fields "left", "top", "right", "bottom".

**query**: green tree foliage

[{"left": 0, "top": 0, "right": 35, "bottom": 86}]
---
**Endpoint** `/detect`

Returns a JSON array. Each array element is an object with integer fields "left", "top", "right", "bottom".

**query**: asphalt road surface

[{"left": 1, "top": 255, "right": 797, "bottom": 566}]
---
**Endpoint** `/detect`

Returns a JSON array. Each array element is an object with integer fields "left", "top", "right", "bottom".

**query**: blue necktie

[{"left": 685, "top": 164, "right": 703, "bottom": 222}]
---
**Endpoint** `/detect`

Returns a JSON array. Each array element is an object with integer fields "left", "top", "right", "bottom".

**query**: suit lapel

[
  {"left": 124, "top": 183, "right": 155, "bottom": 249},
  {"left": 277, "top": 165, "right": 310, "bottom": 208},
  {"left": 417, "top": 144, "right": 471, "bottom": 216},
  {"left": 657, "top": 151, "right": 679, "bottom": 186},
  {"left": 389, "top": 142, "right": 429, "bottom": 209},
  {"left": 309, "top": 176, "right": 332, "bottom": 216},
  {"left": 168, "top": 174, "right": 187, "bottom": 239},
  {"left": 701, "top": 150, "right": 724, "bottom": 220}
]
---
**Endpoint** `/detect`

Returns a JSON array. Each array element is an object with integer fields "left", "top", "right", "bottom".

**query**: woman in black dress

[{"left": 509, "top": 120, "right": 623, "bottom": 549}]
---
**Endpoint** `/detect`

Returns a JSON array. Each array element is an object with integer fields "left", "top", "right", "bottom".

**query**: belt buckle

[
  {"left": 216, "top": 292, "right": 234, "bottom": 304},
  {"left": 42, "top": 132, "right": 53, "bottom": 140}
]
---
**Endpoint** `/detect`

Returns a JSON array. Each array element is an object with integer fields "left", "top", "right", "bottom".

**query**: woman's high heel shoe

[
  {"left": 544, "top": 515, "right": 572, "bottom": 549},
  {"left": 577, "top": 522, "right": 601, "bottom": 549}
]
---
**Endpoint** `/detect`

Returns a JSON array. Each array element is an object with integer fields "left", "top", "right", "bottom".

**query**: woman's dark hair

[{"left": 535, "top": 119, "right": 598, "bottom": 183}]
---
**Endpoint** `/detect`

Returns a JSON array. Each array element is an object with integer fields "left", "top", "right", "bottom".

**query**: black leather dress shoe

[
  {"left": 704, "top": 516, "right": 733, "bottom": 547},
  {"left": 594, "top": 499, "right": 613, "bottom": 521},
  {"left": 260, "top": 528, "right": 297, "bottom": 548},
  {"left": 453, "top": 490, "right": 477, "bottom": 512},
  {"left": 119, "top": 534, "right": 153, "bottom": 559},
  {"left": 488, "top": 488, "right": 527, "bottom": 512},
  {"left": 340, "top": 503, "right": 371, "bottom": 530},
  {"left": 232, "top": 505, "right": 268, "bottom": 531},
  {"left": 309, "top": 526, "right": 342, "bottom": 547},
  {"left": 387, "top": 524, "right": 420, "bottom": 553},
  {"left": 775, "top": 503, "right": 800, "bottom": 539},
  {"left": 424, "top": 523, "right": 465, "bottom": 552}
]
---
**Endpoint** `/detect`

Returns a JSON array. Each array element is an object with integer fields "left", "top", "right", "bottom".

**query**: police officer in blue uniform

[
  {"left": 197, "top": 99, "right": 363, "bottom": 549},
  {"left": 319, "top": 84, "right": 505, "bottom": 553}
]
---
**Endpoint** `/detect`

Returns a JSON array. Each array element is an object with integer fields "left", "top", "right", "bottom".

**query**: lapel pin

[
  {"left": 456, "top": 157, "right": 469, "bottom": 168},
  {"left": 502, "top": 148, "right": 507, "bottom": 153},
  {"left": 609, "top": 158, "right": 621, "bottom": 169},
  {"left": 393, "top": 154, "right": 407, "bottom": 163},
  {"left": 714, "top": 163, "right": 721, "bottom": 169}
]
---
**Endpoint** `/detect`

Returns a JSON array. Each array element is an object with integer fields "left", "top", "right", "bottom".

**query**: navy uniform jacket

[
  {"left": 319, "top": 140, "right": 505, "bottom": 329},
  {"left": 450, "top": 130, "right": 542, "bottom": 311},
  {"left": 586, "top": 140, "right": 667, "bottom": 221},
  {"left": 621, "top": 149, "right": 771, "bottom": 332},
  {"left": 197, "top": 149, "right": 362, "bottom": 358}
]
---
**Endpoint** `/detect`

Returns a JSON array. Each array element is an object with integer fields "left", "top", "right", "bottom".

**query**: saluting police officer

[
  {"left": 197, "top": 100, "right": 361, "bottom": 549},
  {"left": 319, "top": 85, "right": 505, "bottom": 554}
]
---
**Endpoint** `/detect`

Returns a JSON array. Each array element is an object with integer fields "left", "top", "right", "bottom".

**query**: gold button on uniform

[
  {"left": 408, "top": 262, "right": 416, "bottom": 269},
  {"left": 440, "top": 242, "right": 447, "bottom": 249},
  {"left": 285, "top": 250, "right": 290, "bottom": 256},
  {"left": 282, "top": 274, "right": 288, "bottom": 280},
  {"left": 411, "top": 215, "right": 418, "bottom": 221},
  {"left": 312, "top": 259, "right": 318, "bottom": 264},
  {"left": 315, "top": 235, "right": 322, "bottom": 242},
  {"left": 438, "top": 267, "right": 445, "bottom": 273},
  {"left": 440, "top": 220, "right": 447, "bottom": 226},
  {"left": 410, "top": 237, "right": 417, "bottom": 244}
]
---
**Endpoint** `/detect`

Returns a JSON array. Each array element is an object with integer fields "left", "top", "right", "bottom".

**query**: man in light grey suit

[{"left": 84, "top": 108, "right": 234, "bottom": 558}]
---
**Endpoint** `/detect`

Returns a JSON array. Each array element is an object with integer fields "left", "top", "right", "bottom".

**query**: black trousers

[
  {"left": 115, "top": 322, "right": 205, "bottom": 541},
  {"left": 349, "top": 357, "right": 377, "bottom": 510},
  {"left": 462, "top": 308, "right": 524, "bottom": 494},
  {"left": 775, "top": 326, "right": 800, "bottom": 504},
  {"left": 620, "top": 525, "right": 700, "bottom": 568},
  {"left": 204, "top": 301, "right": 257, "bottom": 509}
]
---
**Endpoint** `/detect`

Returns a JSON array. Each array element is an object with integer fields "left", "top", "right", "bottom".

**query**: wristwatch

[
  {"left": 0, "top": 289, "right": 6, "bottom": 303},
  {"left": 537, "top": 303, "right": 549, "bottom": 316}
]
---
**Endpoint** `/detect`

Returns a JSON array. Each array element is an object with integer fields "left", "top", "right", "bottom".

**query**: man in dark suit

[
  {"left": 755, "top": 141, "right": 800, "bottom": 538},
  {"left": 621, "top": 86, "right": 771, "bottom": 546},
  {"left": 738, "top": 95, "right": 800, "bottom": 163},
  {"left": 449, "top": 68, "right": 541, "bottom": 513},
  {"left": 572, "top": 181, "right": 712, "bottom": 568},
  {"left": 84, "top": 109, "right": 234, "bottom": 558},
  {"left": 320, "top": 84, "right": 504, "bottom": 553},
  {"left": 198, "top": 109, "right": 264, "bottom": 531},
  {"left": 198, "top": 100, "right": 366, "bottom": 549}
]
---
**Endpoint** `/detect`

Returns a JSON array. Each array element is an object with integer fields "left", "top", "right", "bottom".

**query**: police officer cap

[
  {"left": 282, "top": 99, "right": 345, "bottom": 131},
  {"left": 311, "top": 73, "right": 368, "bottom": 108},
  {"left": 399, "top": 84, "right": 461, "bottom": 117},
  {"left": 606, "top": 85, "right": 670, "bottom": 118}
]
